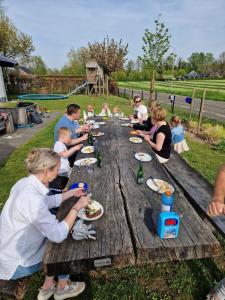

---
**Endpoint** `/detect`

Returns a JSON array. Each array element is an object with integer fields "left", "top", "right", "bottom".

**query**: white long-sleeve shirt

[{"left": 0, "top": 174, "right": 69, "bottom": 280}]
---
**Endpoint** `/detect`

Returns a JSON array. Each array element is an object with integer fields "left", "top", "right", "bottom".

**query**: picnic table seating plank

[
  {"left": 163, "top": 151, "right": 225, "bottom": 235},
  {"left": 43, "top": 118, "right": 221, "bottom": 273}
]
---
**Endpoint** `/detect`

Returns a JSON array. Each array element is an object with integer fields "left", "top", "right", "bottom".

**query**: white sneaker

[
  {"left": 54, "top": 281, "right": 85, "bottom": 300},
  {"left": 37, "top": 284, "right": 56, "bottom": 300}
]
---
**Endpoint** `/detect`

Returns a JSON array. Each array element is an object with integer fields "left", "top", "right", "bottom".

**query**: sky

[{"left": 3, "top": 0, "right": 225, "bottom": 69}]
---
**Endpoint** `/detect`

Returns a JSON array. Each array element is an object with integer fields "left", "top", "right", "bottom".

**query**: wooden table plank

[{"left": 43, "top": 158, "right": 135, "bottom": 272}]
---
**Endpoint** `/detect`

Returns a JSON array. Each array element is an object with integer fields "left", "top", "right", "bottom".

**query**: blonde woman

[
  {"left": 0, "top": 148, "right": 91, "bottom": 300},
  {"left": 140, "top": 107, "right": 172, "bottom": 163}
]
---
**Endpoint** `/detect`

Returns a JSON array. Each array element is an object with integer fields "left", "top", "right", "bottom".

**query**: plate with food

[
  {"left": 121, "top": 123, "right": 130, "bottom": 127},
  {"left": 81, "top": 146, "right": 94, "bottom": 154},
  {"left": 78, "top": 200, "right": 104, "bottom": 221},
  {"left": 95, "top": 121, "right": 106, "bottom": 125},
  {"left": 91, "top": 124, "right": 100, "bottom": 130},
  {"left": 74, "top": 158, "right": 97, "bottom": 167},
  {"left": 85, "top": 120, "right": 95, "bottom": 125},
  {"left": 92, "top": 131, "right": 104, "bottom": 137},
  {"left": 131, "top": 119, "right": 140, "bottom": 124},
  {"left": 69, "top": 182, "right": 88, "bottom": 191},
  {"left": 119, "top": 117, "right": 129, "bottom": 121},
  {"left": 129, "top": 137, "right": 142, "bottom": 144},
  {"left": 146, "top": 179, "right": 174, "bottom": 194},
  {"left": 130, "top": 130, "right": 139, "bottom": 135},
  {"left": 135, "top": 152, "right": 152, "bottom": 162}
]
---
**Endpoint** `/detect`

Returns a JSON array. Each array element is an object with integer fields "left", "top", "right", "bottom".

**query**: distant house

[
  {"left": 185, "top": 70, "right": 208, "bottom": 79},
  {"left": 0, "top": 55, "right": 18, "bottom": 102}
]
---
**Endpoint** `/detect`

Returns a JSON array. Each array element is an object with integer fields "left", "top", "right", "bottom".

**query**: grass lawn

[
  {"left": 1, "top": 95, "right": 225, "bottom": 299},
  {"left": 118, "top": 80, "right": 225, "bottom": 102}
]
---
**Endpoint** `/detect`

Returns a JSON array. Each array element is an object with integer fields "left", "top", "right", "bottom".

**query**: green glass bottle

[
  {"left": 137, "top": 163, "right": 144, "bottom": 184},
  {"left": 88, "top": 132, "right": 93, "bottom": 145},
  {"left": 97, "top": 149, "right": 102, "bottom": 167}
]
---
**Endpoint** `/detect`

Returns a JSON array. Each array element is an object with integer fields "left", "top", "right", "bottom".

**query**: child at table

[
  {"left": 170, "top": 116, "right": 189, "bottom": 154},
  {"left": 100, "top": 103, "right": 112, "bottom": 116},
  {"left": 112, "top": 106, "right": 121, "bottom": 117},
  {"left": 49, "top": 127, "right": 83, "bottom": 190},
  {"left": 84, "top": 104, "right": 95, "bottom": 118}
]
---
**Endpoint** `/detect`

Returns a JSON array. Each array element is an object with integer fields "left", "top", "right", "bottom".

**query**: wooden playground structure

[{"left": 85, "top": 60, "right": 109, "bottom": 98}]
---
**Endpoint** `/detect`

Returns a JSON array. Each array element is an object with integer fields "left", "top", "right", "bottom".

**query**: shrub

[
  {"left": 189, "top": 121, "right": 198, "bottom": 131},
  {"left": 204, "top": 125, "right": 225, "bottom": 144}
]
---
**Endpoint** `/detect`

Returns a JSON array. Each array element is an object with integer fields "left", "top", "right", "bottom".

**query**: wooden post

[
  {"left": 141, "top": 90, "right": 144, "bottom": 100},
  {"left": 131, "top": 89, "right": 133, "bottom": 99},
  {"left": 155, "top": 91, "right": 158, "bottom": 100},
  {"left": 197, "top": 89, "right": 206, "bottom": 133},
  {"left": 124, "top": 88, "right": 126, "bottom": 98},
  {"left": 106, "top": 75, "right": 109, "bottom": 101},
  {"left": 118, "top": 87, "right": 120, "bottom": 97},
  {"left": 189, "top": 88, "right": 195, "bottom": 122}
]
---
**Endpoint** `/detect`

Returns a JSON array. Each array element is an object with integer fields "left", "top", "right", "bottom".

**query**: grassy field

[
  {"left": 1, "top": 95, "right": 225, "bottom": 299},
  {"left": 118, "top": 79, "right": 225, "bottom": 101}
]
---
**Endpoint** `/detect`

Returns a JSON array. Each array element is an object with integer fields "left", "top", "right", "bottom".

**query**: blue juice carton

[
  {"left": 161, "top": 191, "right": 174, "bottom": 212},
  {"left": 157, "top": 211, "right": 180, "bottom": 239}
]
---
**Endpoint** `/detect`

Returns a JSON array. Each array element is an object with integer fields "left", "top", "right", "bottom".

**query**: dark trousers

[
  {"left": 49, "top": 176, "right": 69, "bottom": 190},
  {"left": 67, "top": 145, "right": 78, "bottom": 167}
]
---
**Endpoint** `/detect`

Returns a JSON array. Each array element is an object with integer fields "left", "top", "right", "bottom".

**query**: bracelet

[{"left": 72, "top": 207, "right": 79, "bottom": 213}]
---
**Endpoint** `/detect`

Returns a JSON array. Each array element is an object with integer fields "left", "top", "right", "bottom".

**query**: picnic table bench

[{"left": 43, "top": 118, "right": 221, "bottom": 275}]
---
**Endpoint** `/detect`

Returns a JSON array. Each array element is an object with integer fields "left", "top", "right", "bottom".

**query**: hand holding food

[
  {"left": 75, "top": 144, "right": 84, "bottom": 151},
  {"left": 81, "top": 133, "right": 88, "bottom": 142},
  {"left": 74, "top": 196, "right": 91, "bottom": 211},
  {"left": 83, "top": 124, "right": 90, "bottom": 132},
  {"left": 207, "top": 201, "right": 225, "bottom": 217},
  {"left": 72, "top": 188, "right": 86, "bottom": 198}
]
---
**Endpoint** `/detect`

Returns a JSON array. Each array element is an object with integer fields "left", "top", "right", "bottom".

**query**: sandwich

[{"left": 85, "top": 201, "right": 102, "bottom": 218}]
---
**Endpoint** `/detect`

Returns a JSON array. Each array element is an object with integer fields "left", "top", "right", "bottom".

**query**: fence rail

[{"left": 117, "top": 87, "right": 225, "bottom": 124}]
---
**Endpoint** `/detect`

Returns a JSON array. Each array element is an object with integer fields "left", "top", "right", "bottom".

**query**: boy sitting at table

[
  {"left": 84, "top": 104, "right": 95, "bottom": 118},
  {"left": 49, "top": 127, "right": 83, "bottom": 190}
]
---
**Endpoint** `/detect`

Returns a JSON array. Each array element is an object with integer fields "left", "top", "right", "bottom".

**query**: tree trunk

[{"left": 149, "top": 70, "right": 155, "bottom": 102}]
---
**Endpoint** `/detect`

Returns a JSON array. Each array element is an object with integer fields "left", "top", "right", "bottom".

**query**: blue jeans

[{"left": 11, "top": 263, "right": 69, "bottom": 281}]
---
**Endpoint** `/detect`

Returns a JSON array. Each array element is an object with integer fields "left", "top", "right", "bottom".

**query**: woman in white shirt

[
  {"left": 130, "top": 95, "right": 148, "bottom": 122},
  {"left": 0, "top": 148, "right": 91, "bottom": 300}
]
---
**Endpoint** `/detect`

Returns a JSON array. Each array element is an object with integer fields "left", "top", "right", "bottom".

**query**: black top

[
  {"left": 133, "top": 117, "right": 153, "bottom": 131},
  {"left": 152, "top": 123, "right": 172, "bottom": 159}
]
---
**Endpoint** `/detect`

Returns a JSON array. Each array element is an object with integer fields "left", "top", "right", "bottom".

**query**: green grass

[
  {"left": 1, "top": 94, "right": 225, "bottom": 299},
  {"left": 119, "top": 80, "right": 225, "bottom": 101}
]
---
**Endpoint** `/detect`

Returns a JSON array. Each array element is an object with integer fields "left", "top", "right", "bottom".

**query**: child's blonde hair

[
  {"left": 113, "top": 106, "right": 120, "bottom": 113},
  {"left": 87, "top": 104, "right": 94, "bottom": 111},
  {"left": 58, "top": 127, "right": 71, "bottom": 138},
  {"left": 152, "top": 107, "right": 167, "bottom": 121},
  {"left": 25, "top": 148, "right": 60, "bottom": 174},
  {"left": 170, "top": 115, "right": 181, "bottom": 125}
]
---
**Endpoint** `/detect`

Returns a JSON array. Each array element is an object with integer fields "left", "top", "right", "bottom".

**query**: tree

[
  {"left": 28, "top": 55, "right": 47, "bottom": 75},
  {"left": 139, "top": 19, "right": 171, "bottom": 100},
  {"left": 188, "top": 52, "right": 215, "bottom": 73},
  {"left": 0, "top": 12, "right": 34, "bottom": 62},
  {"left": 88, "top": 36, "right": 128, "bottom": 76},
  {"left": 61, "top": 47, "right": 89, "bottom": 76}
]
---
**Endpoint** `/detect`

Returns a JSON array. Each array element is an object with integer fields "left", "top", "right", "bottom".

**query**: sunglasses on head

[{"left": 135, "top": 100, "right": 141, "bottom": 103}]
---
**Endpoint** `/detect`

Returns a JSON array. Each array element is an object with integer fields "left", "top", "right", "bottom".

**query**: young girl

[
  {"left": 100, "top": 103, "right": 112, "bottom": 116},
  {"left": 170, "top": 116, "right": 189, "bottom": 154}
]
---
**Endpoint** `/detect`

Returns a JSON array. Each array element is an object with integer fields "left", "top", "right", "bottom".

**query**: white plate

[
  {"left": 92, "top": 132, "right": 104, "bottom": 137},
  {"left": 121, "top": 123, "right": 130, "bottom": 127},
  {"left": 78, "top": 200, "right": 104, "bottom": 221},
  {"left": 91, "top": 124, "right": 100, "bottom": 129},
  {"left": 146, "top": 179, "right": 174, "bottom": 194},
  {"left": 81, "top": 146, "right": 94, "bottom": 154},
  {"left": 131, "top": 119, "right": 140, "bottom": 124},
  {"left": 129, "top": 137, "right": 142, "bottom": 144},
  {"left": 95, "top": 121, "right": 106, "bottom": 125},
  {"left": 74, "top": 157, "right": 97, "bottom": 167},
  {"left": 135, "top": 152, "right": 152, "bottom": 162},
  {"left": 86, "top": 120, "right": 95, "bottom": 124}
]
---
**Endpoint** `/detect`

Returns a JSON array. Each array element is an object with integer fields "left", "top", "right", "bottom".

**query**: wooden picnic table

[{"left": 43, "top": 118, "right": 221, "bottom": 275}]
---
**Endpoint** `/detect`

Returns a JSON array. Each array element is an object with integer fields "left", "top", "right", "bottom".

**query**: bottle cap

[{"left": 165, "top": 190, "right": 172, "bottom": 196}]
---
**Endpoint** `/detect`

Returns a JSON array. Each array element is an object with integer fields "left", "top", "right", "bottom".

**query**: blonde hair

[
  {"left": 113, "top": 106, "right": 120, "bottom": 113},
  {"left": 170, "top": 115, "right": 181, "bottom": 125},
  {"left": 87, "top": 104, "right": 94, "bottom": 111},
  {"left": 25, "top": 148, "right": 60, "bottom": 174},
  {"left": 58, "top": 127, "right": 71, "bottom": 138},
  {"left": 149, "top": 100, "right": 160, "bottom": 109},
  {"left": 152, "top": 107, "right": 167, "bottom": 122}
]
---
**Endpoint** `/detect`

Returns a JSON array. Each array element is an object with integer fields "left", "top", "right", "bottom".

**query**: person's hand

[
  {"left": 73, "top": 196, "right": 91, "bottom": 211},
  {"left": 144, "top": 134, "right": 151, "bottom": 143},
  {"left": 128, "top": 115, "right": 133, "bottom": 120},
  {"left": 72, "top": 188, "right": 86, "bottom": 198},
  {"left": 128, "top": 124, "right": 133, "bottom": 128},
  {"left": 82, "top": 124, "right": 90, "bottom": 133},
  {"left": 207, "top": 201, "right": 225, "bottom": 217},
  {"left": 80, "top": 133, "right": 88, "bottom": 141},
  {"left": 138, "top": 131, "right": 145, "bottom": 137},
  {"left": 74, "top": 144, "right": 83, "bottom": 151}
]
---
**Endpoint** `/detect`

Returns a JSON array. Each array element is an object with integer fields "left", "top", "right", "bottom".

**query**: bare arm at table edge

[
  {"left": 64, "top": 196, "right": 91, "bottom": 230},
  {"left": 70, "top": 134, "right": 88, "bottom": 146},
  {"left": 207, "top": 164, "right": 225, "bottom": 217},
  {"left": 59, "top": 144, "right": 83, "bottom": 158}
]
